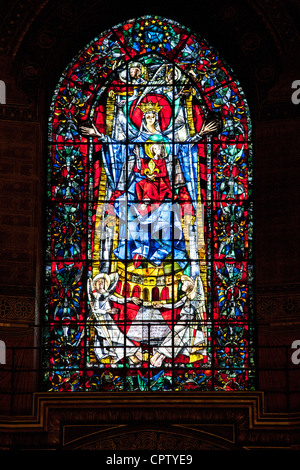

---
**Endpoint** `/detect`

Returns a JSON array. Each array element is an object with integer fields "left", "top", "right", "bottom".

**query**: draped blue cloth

[{"left": 100, "top": 130, "right": 199, "bottom": 269}]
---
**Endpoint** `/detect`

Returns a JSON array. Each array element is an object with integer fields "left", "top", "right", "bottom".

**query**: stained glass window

[{"left": 43, "top": 16, "right": 255, "bottom": 392}]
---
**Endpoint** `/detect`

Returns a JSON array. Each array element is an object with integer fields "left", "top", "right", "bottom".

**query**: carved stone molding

[
  {"left": 75, "top": 428, "right": 225, "bottom": 450},
  {"left": 0, "top": 295, "right": 35, "bottom": 323},
  {"left": 0, "top": 392, "right": 299, "bottom": 450},
  {"left": 256, "top": 284, "right": 300, "bottom": 323},
  {"left": 251, "top": 0, "right": 300, "bottom": 53},
  {"left": 0, "top": 104, "right": 36, "bottom": 121},
  {"left": 0, "top": 0, "right": 50, "bottom": 59}
]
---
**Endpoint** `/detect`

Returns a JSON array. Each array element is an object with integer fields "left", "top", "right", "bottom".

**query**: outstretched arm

[
  {"left": 199, "top": 119, "right": 220, "bottom": 135},
  {"left": 80, "top": 123, "right": 106, "bottom": 140},
  {"left": 190, "top": 116, "right": 222, "bottom": 142}
]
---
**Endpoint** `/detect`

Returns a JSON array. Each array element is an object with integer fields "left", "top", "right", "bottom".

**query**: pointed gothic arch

[{"left": 44, "top": 16, "right": 254, "bottom": 392}]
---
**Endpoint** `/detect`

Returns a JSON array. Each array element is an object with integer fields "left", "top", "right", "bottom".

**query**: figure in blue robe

[{"left": 81, "top": 98, "right": 219, "bottom": 278}]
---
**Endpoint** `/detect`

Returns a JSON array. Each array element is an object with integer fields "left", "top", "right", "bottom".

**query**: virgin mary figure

[{"left": 80, "top": 86, "right": 220, "bottom": 366}]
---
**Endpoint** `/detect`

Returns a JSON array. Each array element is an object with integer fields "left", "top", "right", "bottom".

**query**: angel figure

[{"left": 87, "top": 272, "right": 142, "bottom": 364}]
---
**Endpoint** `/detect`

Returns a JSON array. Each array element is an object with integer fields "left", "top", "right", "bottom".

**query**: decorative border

[
  {"left": 0, "top": 295, "right": 35, "bottom": 323},
  {"left": 0, "top": 392, "right": 299, "bottom": 449}
]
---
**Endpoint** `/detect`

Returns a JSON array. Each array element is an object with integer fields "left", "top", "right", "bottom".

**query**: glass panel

[{"left": 44, "top": 16, "right": 254, "bottom": 391}]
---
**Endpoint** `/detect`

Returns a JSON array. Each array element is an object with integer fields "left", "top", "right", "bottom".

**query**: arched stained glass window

[{"left": 44, "top": 16, "right": 254, "bottom": 392}]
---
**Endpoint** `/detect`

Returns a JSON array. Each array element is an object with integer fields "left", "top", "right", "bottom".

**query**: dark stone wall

[{"left": 0, "top": 0, "right": 299, "bottom": 424}]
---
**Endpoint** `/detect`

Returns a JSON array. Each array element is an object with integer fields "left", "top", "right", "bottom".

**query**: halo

[
  {"left": 166, "top": 66, "right": 182, "bottom": 82},
  {"left": 181, "top": 274, "right": 196, "bottom": 300},
  {"left": 129, "top": 94, "right": 172, "bottom": 132},
  {"left": 119, "top": 62, "right": 143, "bottom": 83},
  {"left": 93, "top": 273, "right": 110, "bottom": 291},
  {"left": 144, "top": 135, "right": 171, "bottom": 158}
]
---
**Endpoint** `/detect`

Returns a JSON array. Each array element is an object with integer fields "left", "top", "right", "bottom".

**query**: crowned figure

[{"left": 80, "top": 64, "right": 220, "bottom": 366}]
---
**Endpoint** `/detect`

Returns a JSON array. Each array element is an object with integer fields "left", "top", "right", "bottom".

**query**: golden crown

[{"left": 137, "top": 101, "right": 162, "bottom": 114}]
